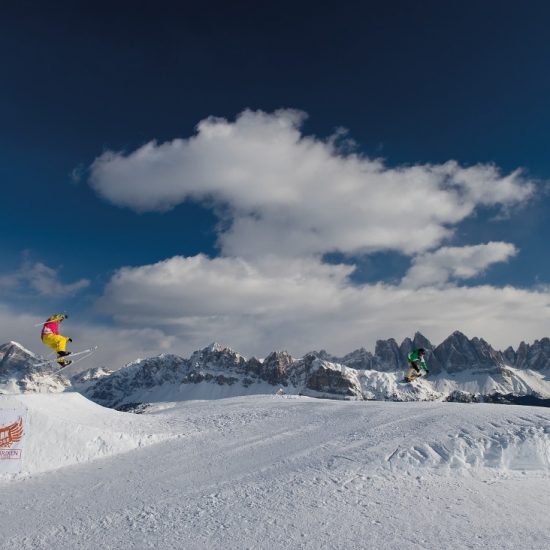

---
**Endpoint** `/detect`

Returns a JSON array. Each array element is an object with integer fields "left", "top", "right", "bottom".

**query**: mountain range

[{"left": 1, "top": 331, "right": 550, "bottom": 408}]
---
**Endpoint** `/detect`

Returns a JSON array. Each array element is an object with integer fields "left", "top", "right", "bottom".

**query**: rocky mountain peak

[
  {"left": 190, "top": 343, "right": 246, "bottom": 370},
  {"left": 374, "top": 338, "right": 402, "bottom": 371},
  {"left": 0, "top": 341, "right": 69, "bottom": 393},
  {"left": 72, "top": 366, "right": 113, "bottom": 384},
  {"left": 258, "top": 351, "right": 294, "bottom": 384},
  {"left": 515, "top": 337, "right": 550, "bottom": 370},
  {"left": 433, "top": 331, "right": 503, "bottom": 373},
  {"left": 412, "top": 332, "right": 433, "bottom": 351},
  {"left": 205, "top": 342, "right": 230, "bottom": 353},
  {"left": 337, "top": 347, "right": 375, "bottom": 370},
  {"left": 304, "top": 359, "right": 363, "bottom": 399}
]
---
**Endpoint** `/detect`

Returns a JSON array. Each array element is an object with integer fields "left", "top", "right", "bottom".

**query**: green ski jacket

[{"left": 407, "top": 349, "right": 428, "bottom": 371}]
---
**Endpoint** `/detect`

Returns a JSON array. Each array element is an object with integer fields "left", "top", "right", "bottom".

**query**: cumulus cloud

[
  {"left": 0, "top": 259, "right": 90, "bottom": 297},
  {"left": 400, "top": 242, "right": 518, "bottom": 289},
  {"left": 84, "top": 109, "right": 544, "bottom": 357},
  {"left": 89, "top": 109, "right": 534, "bottom": 259},
  {"left": 96, "top": 254, "right": 353, "bottom": 321},
  {"left": 95, "top": 254, "right": 550, "bottom": 356}
]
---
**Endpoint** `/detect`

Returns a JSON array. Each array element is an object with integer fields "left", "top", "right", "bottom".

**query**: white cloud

[
  {"left": 400, "top": 242, "right": 518, "bottom": 289},
  {"left": 82, "top": 109, "right": 546, "bottom": 358},
  {"left": 89, "top": 109, "right": 534, "bottom": 259},
  {"left": 95, "top": 254, "right": 550, "bottom": 357},
  {"left": 0, "top": 260, "right": 90, "bottom": 297}
]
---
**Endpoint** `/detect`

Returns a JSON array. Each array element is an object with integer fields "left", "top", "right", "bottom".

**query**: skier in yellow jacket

[{"left": 41, "top": 313, "right": 72, "bottom": 366}]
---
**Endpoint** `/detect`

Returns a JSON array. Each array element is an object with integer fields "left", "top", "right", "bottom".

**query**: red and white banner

[{"left": 0, "top": 408, "right": 27, "bottom": 473}]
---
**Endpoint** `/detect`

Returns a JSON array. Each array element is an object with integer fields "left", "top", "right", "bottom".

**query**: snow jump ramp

[{"left": 0, "top": 393, "right": 173, "bottom": 476}]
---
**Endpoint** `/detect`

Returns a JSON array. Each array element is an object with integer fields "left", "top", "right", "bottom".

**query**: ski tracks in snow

[{"left": 1, "top": 396, "right": 550, "bottom": 549}]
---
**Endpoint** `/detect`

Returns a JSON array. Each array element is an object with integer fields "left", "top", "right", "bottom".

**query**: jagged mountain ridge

[
  {"left": 84, "top": 344, "right": 365, "bottom": 408},
  {"left": 2, "top": 332, "right": 550, "bottom": 405},
  {"left": 82, "top": 333, "right": 550, "bottom": 408}
]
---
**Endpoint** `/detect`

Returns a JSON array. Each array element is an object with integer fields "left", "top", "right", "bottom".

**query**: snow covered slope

[
  {"left": 0, "top": 393, "right": 175, "bottom": 476},
  {"left": 144, "top": 397, "right": 550, "bottom": 474},
  {"left": 0, "top": 396, "right": 549, "bottom": 549},
  {"left": 3, "top": 393, "right": 548, "bottom": 478}
]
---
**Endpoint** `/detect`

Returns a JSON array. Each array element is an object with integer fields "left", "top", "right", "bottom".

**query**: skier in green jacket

[{"left": 404, "top": 348, "right": 428, "bottom": 382}]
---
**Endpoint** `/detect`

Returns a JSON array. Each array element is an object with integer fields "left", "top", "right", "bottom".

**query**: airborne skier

[
  {"left": 404, "top": 347, "right": 428, "bottom": 382},
  {"left": 41, "top": 313, "right": 72, "bottom": 367}
]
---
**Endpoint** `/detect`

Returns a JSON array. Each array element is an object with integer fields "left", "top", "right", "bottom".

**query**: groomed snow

[
  {"left": 0, "top": 394, "right": 175, "bottom": 475},
  {"left": 1, "top": 394, "right": 549, "bottom": 549}
]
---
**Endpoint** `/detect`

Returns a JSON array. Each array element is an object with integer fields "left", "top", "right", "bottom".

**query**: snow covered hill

[
  {"left": 6, "top": 392, "right": 548, "bottom": 478},
  {"left": 1, "top": 394, "right": 549, "bottom": 549},
  {"left": 0, "top": 394, "right": 175, "bottom": 475}
]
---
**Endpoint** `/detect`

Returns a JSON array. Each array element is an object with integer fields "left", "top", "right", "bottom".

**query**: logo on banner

[
  {"left": 0, "top": 417, "right": 24, "bottom": 459},
  {"left": 0, "top": 409, "right": 27, "bottom": 471}
]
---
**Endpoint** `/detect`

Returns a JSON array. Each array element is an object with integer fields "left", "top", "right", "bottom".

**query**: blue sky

[{"left": 2, "top": 1, "right": 550, "bottom": 365}]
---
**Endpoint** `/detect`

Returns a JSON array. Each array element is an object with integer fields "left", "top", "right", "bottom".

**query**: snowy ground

[{"left": 1, "top": 395, "right": 549, "bottom": 549}]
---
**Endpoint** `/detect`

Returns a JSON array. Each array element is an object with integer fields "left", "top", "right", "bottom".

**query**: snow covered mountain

[
  {"left": 83, "top": 343, "right": 364, "bottom": 408},
  {"left": 70, "top": 366, "right": 113, "bottom": 393},
  {"left": 82, "top": 332, "right": 550, "bottom": 409},
  {"left": 0, "top": 341, "right": 69, "bottom": 394},
  {"left": 3, "top": 331, "right": 550, "bottom": 406}
]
